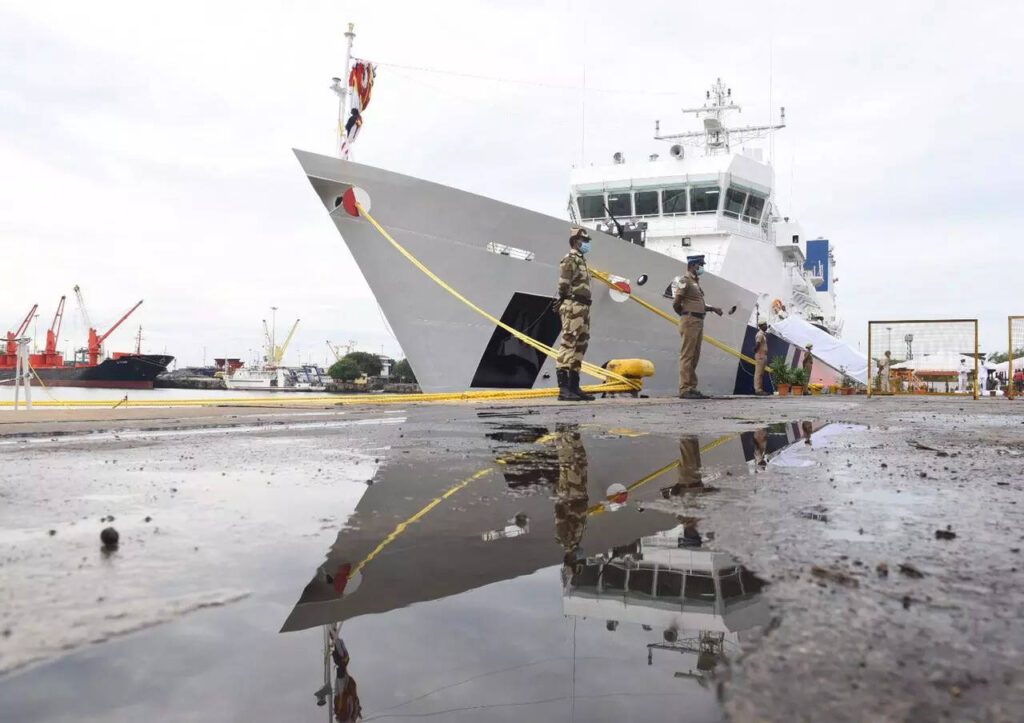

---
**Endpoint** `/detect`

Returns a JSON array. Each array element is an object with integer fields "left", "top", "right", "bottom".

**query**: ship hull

[
  {"left": 296, "top": 151, "right": 758, "bottom": 397},
  {"left": 2, "top": 355, "right": 173, "bottom": 389}
]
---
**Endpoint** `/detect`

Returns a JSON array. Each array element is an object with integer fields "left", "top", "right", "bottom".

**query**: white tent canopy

[
  {"left": 770, "top": 317, "right": 868, "bottom": 384},
  {"left": 891, "top": 352, "right": 987, "bottom": 374},
  {"left": 991, "top": 356, "right": 1024, "bottom": 375}
]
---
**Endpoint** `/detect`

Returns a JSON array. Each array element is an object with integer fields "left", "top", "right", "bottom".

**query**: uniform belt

[
  {"left": 569, "top": 295, "right": 592, "bottom": 306},
  {"left": 680, "top": 311, "right": 705, "bottom": 318}
]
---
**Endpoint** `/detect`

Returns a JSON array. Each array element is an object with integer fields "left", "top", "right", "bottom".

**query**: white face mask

[{"left": 695, "top": 267, "right": 705, "bottom": 276}]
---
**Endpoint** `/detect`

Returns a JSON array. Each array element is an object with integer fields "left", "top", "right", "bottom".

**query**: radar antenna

[{"left": 654, "top": 78, "right": 785, "bottom": 155}]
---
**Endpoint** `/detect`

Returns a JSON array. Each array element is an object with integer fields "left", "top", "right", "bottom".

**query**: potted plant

[
  {"left": 768, "top": 356, "right": 791, "bottom": 396},
  {"left": 791, "top": 367, "right": 809, "bottom": 396}
]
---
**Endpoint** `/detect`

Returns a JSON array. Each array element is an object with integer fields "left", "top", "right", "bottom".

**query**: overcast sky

[{"left": 2, "top": 0, "right": 1022, "bottom": 367}]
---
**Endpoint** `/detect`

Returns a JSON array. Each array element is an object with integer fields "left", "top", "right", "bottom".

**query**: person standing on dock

[
  {"left": 673, "top": 255, "right": 724, "bottom": 399},
  {"left": 555, "top": 227, "right": 595, "bottom": 402},
  {"left": 753, "top": 321, "right": 769, "bottom": 395},
  {"left": 802, "top": 343, "right": 814, "bottom": 381}
]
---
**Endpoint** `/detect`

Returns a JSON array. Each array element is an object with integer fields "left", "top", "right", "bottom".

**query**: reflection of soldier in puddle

[
  {"left": 662, "top": 435, "right": 716, "bottom": 498},
  {"left": 554, "top": 425, "right": 589, "bottom": 582},
  {"left": 316, "top": 625, "right": 363, "bottom": 721},
  {"left": 752, "top": 428, "right": 768, "bottom": 469},
  {"left": 801, "top": 420, "right": 813, "bottom": 447}
]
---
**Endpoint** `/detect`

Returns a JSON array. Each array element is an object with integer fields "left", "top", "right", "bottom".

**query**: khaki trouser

[
  {"left": 754, "top": 354, "right": 767, "bottom": 393},
  {"left": 678, "top": 315, "right": 704, "bottom": 394}
]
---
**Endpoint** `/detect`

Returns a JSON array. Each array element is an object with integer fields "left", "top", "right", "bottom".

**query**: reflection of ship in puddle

[
  {"left": 283, "top": 418, "right": 827, "bottom": 634},
  {"left": 285, "top": 418, "right": 840, "bottom": 718},
  {"left": 564, "top": 523, "right": 769, "bottom": 679}
]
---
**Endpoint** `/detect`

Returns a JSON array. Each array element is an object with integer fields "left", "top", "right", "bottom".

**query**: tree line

[{"left": 327, "top": 351, "right": 416, "bottom": 383}]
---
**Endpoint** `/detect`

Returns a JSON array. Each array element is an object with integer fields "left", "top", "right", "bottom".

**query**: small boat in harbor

[{"left": 224, "top": 313, "right": 329, "bottom": 392}]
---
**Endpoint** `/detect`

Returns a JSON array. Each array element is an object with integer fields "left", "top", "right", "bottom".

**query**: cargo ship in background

[{"left": 1, "top": 287, "right": 173, "bottom": 389}]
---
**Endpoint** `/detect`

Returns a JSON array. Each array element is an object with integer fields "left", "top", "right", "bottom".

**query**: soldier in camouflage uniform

[
  {"left": 554, "top": 425, "right": 589, "bottom": 582},
  {"left": 555, "top": 227, "right": 595, "bottom": 401}
]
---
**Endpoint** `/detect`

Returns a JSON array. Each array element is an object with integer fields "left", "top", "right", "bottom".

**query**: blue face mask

[
  {"left": 579, "top": 241, "right": 591, "bottom": 254},
  {"left": 695, "top": 266, "right": 705, "bottom": 276}
]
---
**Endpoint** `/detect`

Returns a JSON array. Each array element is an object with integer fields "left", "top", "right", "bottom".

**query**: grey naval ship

[{"left": 296, "top": 79, "right": 844, "bottom": 397}]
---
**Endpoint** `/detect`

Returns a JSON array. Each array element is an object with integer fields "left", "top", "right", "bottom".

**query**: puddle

[{"left": 0, "top": 413, "right": 842, "bottom": 722}]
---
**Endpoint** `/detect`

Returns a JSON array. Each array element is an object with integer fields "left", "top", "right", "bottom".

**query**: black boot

[
  {"left": 570, "top": 370, "right": 595, "bottom": 401},
  {"left": 557, "top": 369, "right": 581, "bottom": 401}
]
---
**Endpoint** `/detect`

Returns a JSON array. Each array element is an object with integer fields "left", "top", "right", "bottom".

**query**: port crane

[
  {"left": 262, "top": 316, "right": 300, "bottom": 366},
  {"left": 326, "top": 339, "right": 357, "bottom": 361},
  {"left": 73, "top": 285, "right": 144, "bottom": 365},
  {"left": 41, "top": 295, "right": 66, "bottom": 364},
  {"left": 5, "top": 304, "right": 38, "bottom": 356}
]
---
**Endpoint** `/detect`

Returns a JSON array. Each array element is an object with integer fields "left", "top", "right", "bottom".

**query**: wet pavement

[{"left": 1, "top": 397, "right": 1023, "bottom": 721}]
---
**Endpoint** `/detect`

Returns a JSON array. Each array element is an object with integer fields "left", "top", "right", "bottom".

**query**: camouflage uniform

[
  {"left": 556, "top": 249, "right": 591, "bottom": 371},
  {"left": 554, "top": 427, "right": 589, "bottom": 561},
  {"left": 754, "top": 327, "right": 768, "bottom": 394},
  {"left": 673, "top": 271, "right": 707, "bottom": 395}
]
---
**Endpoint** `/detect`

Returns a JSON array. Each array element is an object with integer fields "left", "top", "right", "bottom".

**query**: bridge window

[
  {"left": 661, "top": 188, "right": 687, "bottom": 215},
  {"left": 690, "top": 185, "right": 720, "bottom": 214},
  {"left": 577, "top": 194, "right": 605, "bottom": 220},
  {"left": 607, "top": 192, "right": 631, "bottom": 217},
  {"left": 724, "top": 187, "right": 747, "bottom": 218},
  {"left": 634, "top": 190, "right": 659, "bottom": 216},
  {"left": 743, "top": 194, "right": 766, "bottom": 223}
]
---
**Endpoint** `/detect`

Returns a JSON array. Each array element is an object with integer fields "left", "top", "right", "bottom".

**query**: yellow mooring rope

[
  {"left": 354, "top": 202, "right": 639, "bottom": 391},
  {"left": 588, "top": 268, "right": 756, "bottom": 366}
]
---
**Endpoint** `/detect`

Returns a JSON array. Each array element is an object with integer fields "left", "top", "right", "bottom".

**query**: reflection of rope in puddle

[
  {"left": 350, "top": 432, "right": 739, "bottom": 578},
  {"left": 587, "top": 432, "right": 740, "bottom": 516},
  {"left": 348, "top": 433, "right": 559, "bottom": 580}
]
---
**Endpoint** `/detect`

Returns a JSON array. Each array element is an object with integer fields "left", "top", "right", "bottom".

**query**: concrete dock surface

[{"left": 1, "top": 395, "right": 1022, "bottom": 722}]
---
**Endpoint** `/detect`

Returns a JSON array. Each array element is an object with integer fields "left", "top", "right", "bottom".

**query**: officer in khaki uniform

[
  {"left": 673, "top": 255, "right": 723, "bottom": 399},
  {"left": 555, "top": 227, "right": 594, "bottom": 402},
  {"left": 753, "top": 321, "right": 769, "bottom": 395},
  {"left": 802, "top": 343, "right": 814, "bottom": 380}
]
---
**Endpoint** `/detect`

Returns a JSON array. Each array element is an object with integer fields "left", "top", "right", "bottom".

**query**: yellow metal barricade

[
  {"left": 867, "top": 319, "right": 980, "bottom": 399},
  {"left": 1008, "top": 316, "right": 1024, "bottom": 400}
]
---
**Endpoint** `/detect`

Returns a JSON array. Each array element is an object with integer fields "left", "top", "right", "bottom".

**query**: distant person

[
  {"left": 880, "top": 351, "right": 892, "bottom": 393},
  {"left": 1014, "top": 367, "right": 1024, "bottom": 396},
  {"left": 555, "top": 227, "right": 594, "bottom": 402},
  {"left": 673, "top": 255, "right": 724, "bottom": 399},
  {"left": 802, "top": 343, "right": 814, "bottom": 381},
  {"left": 753, "top": 321, "right": 769, "bottom": 395},
  {"left": 958, "top": 358, "right": 969, "bottom": 394}
]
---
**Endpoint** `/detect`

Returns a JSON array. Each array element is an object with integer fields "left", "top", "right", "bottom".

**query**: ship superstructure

[{"left": 570, "top": 79, "right": 840, "bottom": 337}]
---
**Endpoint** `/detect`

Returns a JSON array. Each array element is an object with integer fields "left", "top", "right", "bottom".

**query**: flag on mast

[{"left": 340, "top": 60, "right": 375, "bottom": 159}]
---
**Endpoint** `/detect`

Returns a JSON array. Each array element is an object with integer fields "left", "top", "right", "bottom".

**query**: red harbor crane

[
  {"left": 73, "top": 286, "right": 144, "bottom": 366},
  {"left": 39, "top": 295, "right": 66, "bottom": 365},
  {"left": 4, "top": 303, "right": 38, "bottom": 357}
]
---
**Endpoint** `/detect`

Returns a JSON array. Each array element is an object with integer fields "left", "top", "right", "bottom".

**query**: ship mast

[
  {"left": 329, "top": 22, "right": 356, "bottom": 158},
  {"left": 654, "top": 78, "right": 785, "bottom": 156}
]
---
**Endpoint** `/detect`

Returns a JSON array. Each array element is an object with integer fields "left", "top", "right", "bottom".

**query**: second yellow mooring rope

[{"left": 589, "top": 268, "right": 756, "bottom": 366}]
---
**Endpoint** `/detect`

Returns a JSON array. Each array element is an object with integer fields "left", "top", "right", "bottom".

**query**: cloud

[{"left": 2, "top": 0, "right": 1022, "bottom": 366}]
